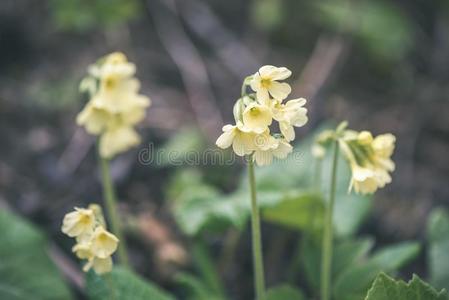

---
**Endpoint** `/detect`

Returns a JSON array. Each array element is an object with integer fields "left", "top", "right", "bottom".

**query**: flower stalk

[
  {"left": 100, "top": 156, "right": 129, "bottom": 267},
  {"left": 320, "top": 139, "right": 339, "bottom": 300},
  {"left": 248, "top": 158, "right": 266, "bottom": 300}
]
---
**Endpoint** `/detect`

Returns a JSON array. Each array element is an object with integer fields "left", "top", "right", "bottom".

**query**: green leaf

[
  {"left": 262, "top": 191, "right": 324, "bottom": 232},
  {"left": 333, "top": 242, "right": 421, "bottom": 300},
  {"left": 156, "top": 128, "right": 206, "bottom": 167},
  {"left": 266, "top": 284, "right": 306, "bottom": 300},
  {"left": 175, "top": 273, "right": 224, "bottom": 300},
  {"left": 86, "top": 267, "right": 175, "bottom": 300},
  {"left": 301, "top": 237, "right": 374, "bottom": 292},
  {"left": 317, "top": 1, "right": 414, "bottom": 62},
  {"left": 0, "top": 210, "right": 72, "bottom": 300},
  {"left": 332, "top": 238, "right": 374, "bottom": 277},
  {"left": 365, "top": 273, "right": 448, "bottom": 300},
  {"left": 255, "top": 123, "right": 372, "bottom": 237},
  {"left": 427, "top": 208, "right": 449, "bottom": 291}
]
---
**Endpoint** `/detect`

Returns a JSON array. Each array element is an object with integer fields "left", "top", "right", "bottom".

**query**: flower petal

[{"left": 268, "top": 82, "right": 291, "bottom": 100}]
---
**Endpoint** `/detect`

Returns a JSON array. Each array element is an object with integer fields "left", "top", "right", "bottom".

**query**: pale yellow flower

[
  {"left": 252, "top": 130, "right": 292, "bottom": 166},
  {"left": 99, "top": 126, "right": 141, "bottom": 159},
  {"left": 242, "top": 103, "right": 273, "bottom": 133},
  {"left": 90, "top": 227, "right": 119, "bottom": 259},
  {"left": 253, "top": 135, "right": 293, "bottom": 166},
  {"left": 76, "top": 101, "right": 111, "bottom": 135},
  {"left": 340, "top": 130, "right": 396, "bottom": 195},
  {"left": 77, "top": 52, "right": 151, "bottom": 159},
  {"left": 250, "top": 65, "right": 292, "bottom": 104},
  {"left": 349, "top": 165, "right": 381, "bottom": 195},
  {"left": 216, "top": 122, "right": 256, "bottom": 156},
  {"left": 83, "top": 256, "right": 113, "bottom": 275},
  {"left": 272, "top": 98, "right": 308, "bottom": 141},
  {"left": 93, "top": 76, "right": 150, "bottom": 113},
  {"left": 89, "top": 52, "right": 136, "bottom": 81},
  {"left": 72, "top": 243, "right": 93, "bottom": 260},
  {"left": 62, "top": 208, "right": 95, "bottom": 238},
  {"left": 62, "top": 204, "right": 118, "bottom": 275}
]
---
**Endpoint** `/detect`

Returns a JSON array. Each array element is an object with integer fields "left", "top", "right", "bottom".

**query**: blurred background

[{"left": 1, "top": 0, "right": 449, "bottom": 299}]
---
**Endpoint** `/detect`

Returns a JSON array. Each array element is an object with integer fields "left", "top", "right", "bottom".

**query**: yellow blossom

[
  {"left": 253, "top": 136, "right": 293, "bottom": 166},
  {"left": 91, "top": 226, "right": 119, "bottom": 259},
  {"left": 61, "top": 208, "right": 95, "bottom": 238},
  {"left": 99, "top": 126, "right": 141, "bottom": 159},
  {"left": 250, "top": 65, "right": 292, "bottom": 104},
  {"left": 339, "top": 130, "right": 396, "bottom": 195},
  {"left": 77, "top": 52, "right": 151, "bottom": 159},
  {"left": 83, "top": 256, "right": 113, "bottom": 275},
  {"left": 272, "top": 98, "right": 308, "bottom": 141},
  {"left": 72, "top": 243, "right": 93, "bottom": 260},
  {"left": 242, "top": 103, "right": 273, "bottom": 133},
  {"left": 216, "top": 122, "right": 256, "bottom": 156}
]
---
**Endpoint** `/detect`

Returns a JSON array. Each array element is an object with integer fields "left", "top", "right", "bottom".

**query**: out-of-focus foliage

[
  {"left": 365, "top": 273, "right": 448, "bottom": 300},
  {"left": 333, "top": 242, "right": 420, "bottom": 299},
  {"left": 317, "top": 0, "right": 414, "bottom": 62},
  {"left": 251, "top": 0, "right": 283, "bottom": 31},
  {"left": 156, "top": 128, "right": 206, "bottom": 167},
  {"left": 427, "top": 208, "right": 449, "bottom": 292},
  {"left": 0, "top": 210, "right": 72, "bottom": 300},
  {"left": 49, "top": 0, "right": 141, "bottom": 32},
  {"left": 262, "top": 191, "right": 323, "bottom": 232},
  {"left": 166, "top": 126, "right": 372, "bottom": 237},
  {"left": 175, "top": 272, "right": 225, "bottom": 300},
  {"left": 86, "top": 267, "right": 175, "bottom": 300},
  {"left": 265, "top": 284, "right": 305, "bottom": 300},
  {"left": 301, "top": 236, "right": 420, "bottom": 300}
]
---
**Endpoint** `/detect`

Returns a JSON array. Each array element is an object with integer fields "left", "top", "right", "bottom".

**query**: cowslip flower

[
  {"left": 61, "top": 208, "right": 95, "bottom": 238},
  {"left": 339, "top": 130, "right": 396, "bottom": 195},
  {"left": 76, "top": 52, "right": 151, "bottom": 159},
  {"left": 250, "top": 65, "right": 292, "bottom": 104},
  {"left": 216, "top": 122, "right": 256, "bottom": 156},
  {"left": 216, "top": 65, "right": 307, "bottom": 166},
  {"left": 90, "top": 226, "right": 119, "bottom": 259},
  {"left": 272, "top": 98, "right": 308, "bottom": 141},
  {"left": 62, "top": 205, "right": 119, "bottom": 275}
]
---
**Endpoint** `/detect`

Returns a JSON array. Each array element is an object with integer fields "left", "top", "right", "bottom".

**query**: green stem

[
  {"left": 100, "top": 157, "right": 129, "bottom": 267},
  {"left": 104, "top": 273, "right": 116, "bottom": 300},
  {"left": 248, "top": 158, "right": 266, "bottom": 300},
  {"left": 314, "top": 157, "right": 323, "bottom": 191},
  {"left": 320, "top": 140, "right": 339, "bottom": 300}
]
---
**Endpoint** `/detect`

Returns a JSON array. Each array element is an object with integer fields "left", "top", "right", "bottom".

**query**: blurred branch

[
  {"left": 49, "top": 244, "right": 85, "bottom": 291},
  {"left": 294, "top": 35, "right": 348, "bottom": 131},
  {"left": 146, "top": 0, "right": 223, "bottom": 142},
  {"left": 176, "top": 0, "right": 260, "bottom": 78},
  {"left": 128, "top": 211, "right": 188, "bottom": 276},
  {"left": 57, "top": 127, "right": 93, "bottom": 176}
]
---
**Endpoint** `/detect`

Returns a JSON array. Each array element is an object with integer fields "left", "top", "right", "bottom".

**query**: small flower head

[
  {"left": 61, "top": 208, "right": 95, "bottom": 238},
  {"left": 242, "top": 103, "right": 273, "bottom": 133},
  {"left": 62, "top": 204, "right": 119, "bottom": 275},
  {"left": 216, "top": 65, "right": 308, "bottom": 166},
  {"left": 250, "top": 65, "right": 292, "bottom": 104},
  {"left": 339, "top": 128, "right": 396, "bottom": 195},
  {"left": 77, "top": 52, "right": 151, "bottom": 159},
  {"left": 91, "top": 226, "right": 119, "bottom": 259},
  {"left": 216, "top": 122, "right": 255, "bottom": 156}
]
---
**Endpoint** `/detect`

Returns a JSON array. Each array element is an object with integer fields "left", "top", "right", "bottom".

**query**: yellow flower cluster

[
  {"left": 216, "top": 65, "right": 308, "bottom": 166},
  {"left": 77, "top": 52, "right": 151, "bottom": 159},
  {"left": 340, "top": 130, "right": 396, "bottom": 195},
  {"left": 62, "top": 204, "right": 119, "bottom": 275},
  {"left": 316, "top": 123, "right": 396, "bottom": 195}
]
